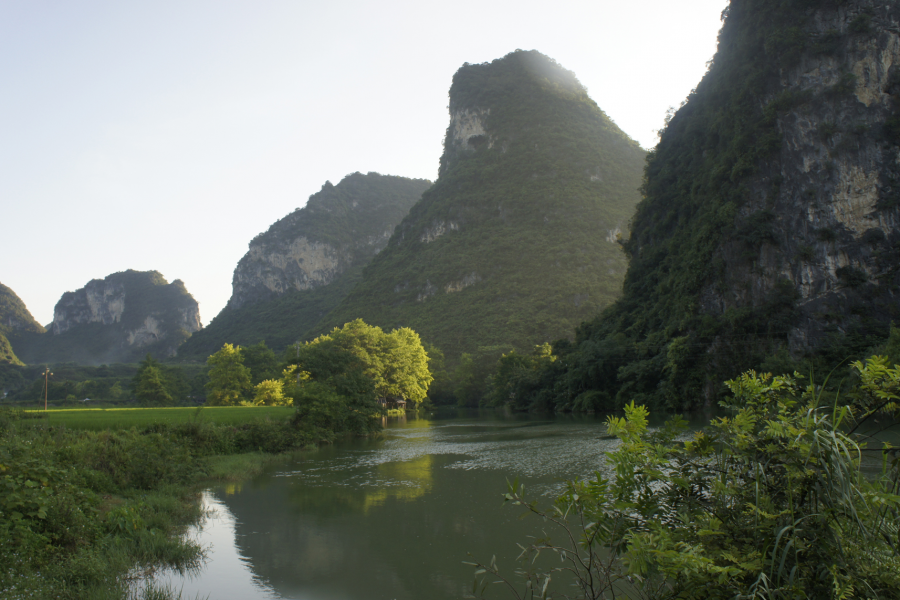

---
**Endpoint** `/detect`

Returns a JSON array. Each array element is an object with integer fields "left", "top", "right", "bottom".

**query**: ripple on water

[{"left": 277, "top": 420, "right": 621, "bottom": 496}]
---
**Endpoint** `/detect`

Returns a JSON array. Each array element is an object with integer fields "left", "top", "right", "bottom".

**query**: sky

[{"left": 1, "top": 0, "right": 728, "bottom": 327}]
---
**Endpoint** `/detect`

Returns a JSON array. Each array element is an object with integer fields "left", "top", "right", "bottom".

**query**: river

[{"left": 156, "top": 409, "right": 689, "bottom": 600}]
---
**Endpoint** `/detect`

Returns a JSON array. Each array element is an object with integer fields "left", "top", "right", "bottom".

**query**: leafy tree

[
  {"left": 132, "top": 355, "right": 173, "bottom": 406},
  {"left": 242, "top": 341, "right": 279, "bottom": 385},
  {"left": 299, "top": 319, "right": 433, "bottom": 407},
  {"left": 250, "top": 379, "right": 287, "bottom": 406},
  {"left": 287, "top": 342, "right": 382, "bottom": 435},
  {"left": 471, "top": 357, "right": 900, "bottom": 599},
  {"left": 205, "top": 344, "right": 252, "bottom": 406},
  {"left": 453, "top": 346, "right": 510, "bottom": 407},
  {"left": 422, "top": 342, "right": 453, "bottom": 404},
  {"left": 486, "top": 343, "right": 555, "bottom": 409}
]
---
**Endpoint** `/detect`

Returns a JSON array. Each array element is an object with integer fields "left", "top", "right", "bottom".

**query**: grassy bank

[
  {"left": 22, "top": 406, "right": 296, "bottom": 430},
  {"left": 0, "top": 407, "right": 338, "bottom": 599}
]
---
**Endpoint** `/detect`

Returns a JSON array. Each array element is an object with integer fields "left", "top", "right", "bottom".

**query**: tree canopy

[
  {"left": 205, "top": 344, "right": 252, "bottom": 406},
  {"left": 295, "top": 319, "right": 433, "bottom": 407}
]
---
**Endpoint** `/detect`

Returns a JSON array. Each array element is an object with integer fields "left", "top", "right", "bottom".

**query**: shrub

[{"left": 470, "top": 357, "right": 900, "bottom": 599}]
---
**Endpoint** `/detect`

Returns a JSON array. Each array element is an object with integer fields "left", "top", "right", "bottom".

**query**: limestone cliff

[
  {"left": 227, "top": 172, "right": 431, "bottom": 310},
  {"left": 318, "top": 50, "right": 646, "bottom": 361},
  {"left": 702, "top": 0, "right": 900, "bottom": 351},
  {"left": 176, "top": 172, "right": 430, "bottom": 358},
  {"left": 16, "top": 270, "right": 201, "bottom": 365},
  {"left": 540, "top": 0, "right": 900, "bottom": 412}
]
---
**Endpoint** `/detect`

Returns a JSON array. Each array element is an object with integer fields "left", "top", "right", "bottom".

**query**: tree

[
  {"left": 205, "top": 344, "right": 252, "bottom": 406},
  {"left": 242, "top": 341, "right": 279, "bottom": 385},
  {"left": 132, "top": 355, "right": 173, "bottom": 406},
  {"left": 250, "top": 379, "right": 287, "bottom": 406},
  {"left": 298, "top": 319, "right": 433, "bottom": 407},
  {"left": 287, "top": 343, "right": 382, "bottom": 435}
]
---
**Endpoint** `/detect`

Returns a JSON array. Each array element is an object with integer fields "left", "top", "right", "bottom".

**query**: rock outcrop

[
  {"left": 319, "top": 50, "right": 646, "bottom": 361},
  {"left": 226, "top": 172, "right": 431, "bottom": 311},
  {"left": 540, "top": 0, "right": 900, "bottom": 411},
  {"left": 176, "top": 172, "right": 430, "bottom": 358},
  {"left": 17, "top": 270, "right": 201, "bottom": 365},
  {"left": 228, "top": 173, "right": 431, "bottom": 309},
  {"left": 702, "top": 0, "right": 900, "bottom": 351}
]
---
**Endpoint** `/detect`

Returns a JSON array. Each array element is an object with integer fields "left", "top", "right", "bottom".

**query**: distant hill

[
  {"left": 0, "top": 281, "right": 46, "bottom": 365},
  {"left": 176, "top": 172, "right": 431, "bottom": 359},
  {"left": 0, "top": 333, "right": 23, "bottom": 366},
  {"left": 317, "top": 50, "right": 646, "bottom": 361},
  {"left": 15, "top": 270, "right": 201, "bottom": 365}
]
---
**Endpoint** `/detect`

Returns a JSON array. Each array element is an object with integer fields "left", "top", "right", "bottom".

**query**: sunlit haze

[{"left": 1, "top": 0, "right": 728, "bottom": 326}]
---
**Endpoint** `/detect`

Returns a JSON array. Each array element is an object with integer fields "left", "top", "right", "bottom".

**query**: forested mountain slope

[
  {"left": 0, "top": 282, "right": 45, "bottom": 365},
  {"left": 526, "top": 0, "right": 900, "bottom": 412},
  {"left": 319, "top": 50, "right": 646, "bottom": 362},
  {"left": 177, "top": 172, "right": 431, "bottom": 358}
]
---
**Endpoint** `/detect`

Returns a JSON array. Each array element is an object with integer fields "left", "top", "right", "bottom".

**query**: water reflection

[{"left": 162, "top": 411, "right": 636, "bottom": 599}]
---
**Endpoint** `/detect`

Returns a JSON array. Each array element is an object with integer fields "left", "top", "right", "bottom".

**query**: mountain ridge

[{"left": 317, "top": 50, "right": 646, "bottom": 362}]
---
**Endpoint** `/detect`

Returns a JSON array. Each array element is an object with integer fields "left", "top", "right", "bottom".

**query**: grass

[{"left": 21, "top": 406, "right": 296, "bottom": 430}]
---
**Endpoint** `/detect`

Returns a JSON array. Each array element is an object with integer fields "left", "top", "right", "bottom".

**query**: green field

[{"left": 22, "top": 406, "right": 295, "bottom": 430}]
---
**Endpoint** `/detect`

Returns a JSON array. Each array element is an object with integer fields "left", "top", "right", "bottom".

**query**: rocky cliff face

[
  {"left": 227, "top": 172, "right": 431, "bottom": 310},
  {"left": 175, "top": 172, "right": 430, "bottom": 359},
  {"left": 320, "top": 50, "right": 646, "bottom": 361},
  {"left": 52, "top": 274, "right": 201, "bottom": 340},
  {"left": 541, "top": 0, "right": 900, "bottom": 412},
  {"left": 17, "top": 270, "right": 201, "bottom": 365},
  {"left": 703, "top": 0, "right": 900, "bottom": 351}
]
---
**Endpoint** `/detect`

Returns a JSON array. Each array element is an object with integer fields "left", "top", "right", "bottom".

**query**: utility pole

[{"left": 43, "top": 367, "right": 52, "bottom": 411}]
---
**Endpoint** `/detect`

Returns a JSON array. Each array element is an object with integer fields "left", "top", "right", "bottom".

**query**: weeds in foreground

[{"left": 469, "top": 356, "right": 900, "bottom": 599}]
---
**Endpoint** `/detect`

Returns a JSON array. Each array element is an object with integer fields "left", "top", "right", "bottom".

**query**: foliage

[
  {"left": 242, "top": 341, "right": 279, "bottom": 384},
  {"left": 1, "top": 361, "right": 206, "bottom": 407},
  {"left": 296, "top": 319, "right": 433, "bottom": 407},
  {"left": 250, "top": 379, "right": 288, "bottom": 406},
  {"left": 471, "top": 357, "right": 900, "bottom": 599},
  {"left": 281, "top": 319, "right": 434, "bottom": 436},
  {"left": 0, "top": 413, "right": 204, "bottom": 598},
  {"left": 485, "top": 343, "right": 556, "bottom": 410},
  {"left": 319, "top": 50, "right": 646, "bottom": 368},
  {"left": 0, "top": 332, "right": 23, "bottom": 366},
  {"left": 132, "top": 355, "right": 174, "bottom": 406},
  {"left": 205, "top": 344, "right": 252, "bottom": 406},
  {"left": 1, "top": 375, "right": 381, "bottom": 599}
]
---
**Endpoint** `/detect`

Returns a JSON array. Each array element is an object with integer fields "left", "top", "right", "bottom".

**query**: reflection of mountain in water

[
  {"left": 213, "top": 414, "right": 626, "bottom": 599},
  {"left": 219, "top": 455, "right": 526, "bottom": 599}
]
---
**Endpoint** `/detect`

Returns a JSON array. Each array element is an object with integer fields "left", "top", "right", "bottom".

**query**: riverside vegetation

[
  {"left": 471, "top": 356, "right": 900, "bottom": 599},
  {"left": 0, "top": 320, "right": 430, "bottom": 599}
]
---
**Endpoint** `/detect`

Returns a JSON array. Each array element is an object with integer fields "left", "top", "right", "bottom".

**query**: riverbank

[{"left": 0, "top": 407, "right": 345, "bottom": 599}]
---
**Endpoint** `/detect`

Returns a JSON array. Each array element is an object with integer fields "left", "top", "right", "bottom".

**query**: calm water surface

[{"left": 159, "top": 410, "right": 680, "bottom": 600}]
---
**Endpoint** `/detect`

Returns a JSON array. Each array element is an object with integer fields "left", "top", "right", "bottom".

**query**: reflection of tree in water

[
  {"left": 218, "top": 453, "right": 528, "bottom": 600},
  {"left": 212, "top": 414, "right": 621, "bottom": 599},
  {"left": 364, "top": 455, "right": 434, "bottom": 511}
]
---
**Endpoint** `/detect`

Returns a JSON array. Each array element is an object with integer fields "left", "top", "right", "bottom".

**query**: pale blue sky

[{"left": 1, "top": 0, "right": 727, "bottom": 328}]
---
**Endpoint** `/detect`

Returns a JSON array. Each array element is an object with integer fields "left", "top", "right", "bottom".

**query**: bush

[{"left": 471, "top": 357, "right": 900, "bottom": 599}]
